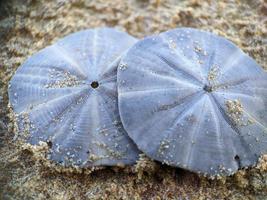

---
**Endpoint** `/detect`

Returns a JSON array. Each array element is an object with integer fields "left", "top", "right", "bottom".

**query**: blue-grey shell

[
  {"left": 117, "top": 28, "right": 267, "bottom": 176},
  {"left": 9, "top": 28, "right": 140, "bottom": 167}
]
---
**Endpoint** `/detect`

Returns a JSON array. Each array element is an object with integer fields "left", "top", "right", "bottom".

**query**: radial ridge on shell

[
  {"left": 9, "top": 28, "right": 140, "bottom": 167},
  {"left": 117, "top": 28, "right": 267, "bottom": 176}
]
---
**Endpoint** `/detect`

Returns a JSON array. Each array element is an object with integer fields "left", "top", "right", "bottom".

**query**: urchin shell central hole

[
  {"left": 91, "top": 81, "right": 99, "bottom": 89},
  {"left": 203, "top": 85, "right": 213, "bottom": 93}
]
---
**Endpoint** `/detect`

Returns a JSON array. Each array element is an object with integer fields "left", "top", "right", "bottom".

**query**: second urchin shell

[{"left": 117, "top": 28, "right": 267, "bottom": 176}]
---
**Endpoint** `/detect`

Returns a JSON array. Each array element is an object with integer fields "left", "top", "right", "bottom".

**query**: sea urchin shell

[
  {"left": 117, "top": 28, "right": 267, "bottom": 176},
  {"left": 8, "top": 28, "right": 140, "bottom": 167}
]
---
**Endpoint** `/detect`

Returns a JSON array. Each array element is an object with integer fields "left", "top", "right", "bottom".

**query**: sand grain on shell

[{"left": 225, "top": 99, "right": 244, "bottom": 126}]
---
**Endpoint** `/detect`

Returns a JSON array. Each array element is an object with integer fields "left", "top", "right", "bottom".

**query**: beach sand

[{"left": 0, "top": 0, "right": 267, "bottom": 199}]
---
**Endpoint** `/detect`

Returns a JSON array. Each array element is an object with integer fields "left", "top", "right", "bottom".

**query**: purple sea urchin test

[
  {"left": 117, "top": 28, "right": 267, "bottom": 176},
  {"left": 8, "top": 28, "right": 140, "bottom": 167}
]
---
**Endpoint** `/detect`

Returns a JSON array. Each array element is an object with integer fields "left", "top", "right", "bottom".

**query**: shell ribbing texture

[
  {"left": 9, "top": 28, "right": 140, "bottom": 167},
  {"left": 117, "top": 28, "right": 267, "bottom": 176}
]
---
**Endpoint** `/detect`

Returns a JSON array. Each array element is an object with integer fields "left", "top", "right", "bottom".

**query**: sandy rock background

[{"left": 0, "top": 0, "right": 267, "bottom": 199}]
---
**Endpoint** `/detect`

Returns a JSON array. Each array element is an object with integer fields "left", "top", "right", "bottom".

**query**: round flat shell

[
  {"left": 9, "top": 28, "right": 140, "bottom": 167},
  {"left": 117, "top": 28, "right": 267, "bottom": 176}
]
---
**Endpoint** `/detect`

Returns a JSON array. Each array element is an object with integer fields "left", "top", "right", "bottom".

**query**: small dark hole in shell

[
  {"left": 203, "top": 85, "right": 213, "bottom": 93},
  {"left": 234, "top": 155, "right": 241, "bottom": 169},
  {"left": 47, "top": 141, "right": 53, "bottom": 148},
  {"left": 91, "top": 81, "right": 99, "bottom": 89},
  {"left": 234, "top": 155, "right": 240, "bottom": 161}
]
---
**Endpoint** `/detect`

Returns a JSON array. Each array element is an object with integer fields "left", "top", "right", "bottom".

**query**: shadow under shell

[
  {"left": 9, "top": 28, "right": 140, "bottom": 167},
  {"left": 117, "top": 27, "right": 267, "bottom": 176}
]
